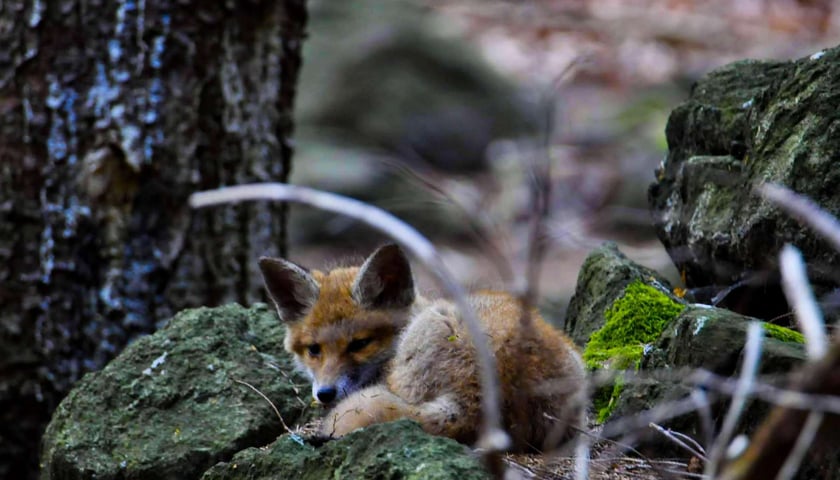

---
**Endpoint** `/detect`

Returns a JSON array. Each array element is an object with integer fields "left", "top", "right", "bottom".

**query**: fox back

[{"left": 258, "top": 245, "right": 422, "bottom": 405}]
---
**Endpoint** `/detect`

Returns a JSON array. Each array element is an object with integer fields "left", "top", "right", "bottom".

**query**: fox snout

[
  {"left": 311, "top": 376, "right": 355, "bottom": 406},
  {"left": 314, "top": 385, "right": 337, "bottom": 404},
  {"left": 310, "top": 360, "right": 384, "bottom": 406}
]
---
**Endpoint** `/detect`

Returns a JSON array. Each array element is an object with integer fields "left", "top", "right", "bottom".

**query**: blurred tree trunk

[{"left": 0, "top": 1, "right": 306, "bottom": 478}]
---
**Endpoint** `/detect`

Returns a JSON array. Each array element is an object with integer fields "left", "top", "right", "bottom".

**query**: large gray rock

[
  {"left": 649, "top": 45, "right": 840, "bottom": 321},
  {"left": 40, "top": 304, "right": 313, "bottom": 480},
  {"left": 201, "top": 420, "right": 489, "bottom": 480}
]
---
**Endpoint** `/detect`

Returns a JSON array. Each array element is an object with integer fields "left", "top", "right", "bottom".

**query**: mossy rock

[
  {"left": 649, "top": 45, "right": 840, "bottom": 322},
  {"left": 566, "top": 242, "right": 679, "bottom": 347},
  {"left": 201, "top": 420, "right": 489, "bottom": 479},
  {"left": 40, "top": 304, "right": 313, "bottom": 480},
  {"left": 583, "top": 280, "right": 686, "bottom": 422},
  {"left": 611, "top": 305, "right": 806, "bottom": 453}
]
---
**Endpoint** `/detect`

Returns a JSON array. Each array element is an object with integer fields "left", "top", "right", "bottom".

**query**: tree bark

[{"left": 0, "top": 1, "right": 306, "bottom": 477}]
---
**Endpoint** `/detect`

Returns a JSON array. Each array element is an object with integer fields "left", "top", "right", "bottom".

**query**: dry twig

[
  {"left": 649, "top": 423, "right": 707, "bottom": 461},
  {"left": 233, "top": 378, "right": 296, "bottom": 436}
]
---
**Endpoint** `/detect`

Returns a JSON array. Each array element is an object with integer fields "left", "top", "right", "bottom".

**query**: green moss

[
  {"left": 762, "top": 322, "right": 805, "bottom": 343},
  {"left": 593, "top": 375, "right": 626, "bottom": 424},
  {"left": 584, "top": 281, "right": 685, "bottom": 369},
  {"left": 583, "top": 281, "right": 685, "bottom": 422}
]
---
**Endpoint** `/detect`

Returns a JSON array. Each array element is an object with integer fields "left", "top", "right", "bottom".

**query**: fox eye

[
  {"left": 307, "top": 344, "right": 321, "bottom": 356},
  {"left": 347, "top": 337, "right": 372, "bottom": 353}
]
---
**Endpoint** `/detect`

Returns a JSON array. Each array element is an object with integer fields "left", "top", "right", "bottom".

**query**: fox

[{"left": 258, "top": 244, "right": 587, "bottom": 452}]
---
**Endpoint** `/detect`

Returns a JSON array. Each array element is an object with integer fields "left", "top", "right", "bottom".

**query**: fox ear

[
  {"left": 353, "top": 244, "right": 415, "bottom": 309},
  {"left": 258, "top": 257, "right": 319, "bottom": 322}
]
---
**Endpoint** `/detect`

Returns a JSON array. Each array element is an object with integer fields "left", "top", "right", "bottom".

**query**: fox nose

[{"left": 316, "top": 386, "right": 337, "bottom": 404}]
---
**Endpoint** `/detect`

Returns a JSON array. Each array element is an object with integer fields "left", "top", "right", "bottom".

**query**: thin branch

[
  {"left": 717, "top": 342, "right": 840, "bottom": 480},
  {"left": 233, "top": 378, "right": 295, "bottom": 435},
  {"left": 693, "top": 370, "right": 840, "bottom": 415},
  {"left": 190, "top": 183, "right": 509, "bottom": 453},
  {"left": 779, "top": 244, "right": 828, "bottom": 359},
  {"left": 705, "top": 322, "right": 763, "bottom": 478},
  {"left": 382, "top": 158, "right": 515, "bottom": 284},
  {"left": 776, "top": 411, "right": 824, "bottom": 480},
  {"left": 649, "top": 423, "right": 707, "bottom": 461},
  {"left": 601, "top": 394, "right": 714, "bottom": 440}
]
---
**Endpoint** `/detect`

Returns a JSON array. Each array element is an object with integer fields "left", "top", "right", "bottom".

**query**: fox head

[{"left": 258, "top": 244, "right": 417, "bottom": 406}]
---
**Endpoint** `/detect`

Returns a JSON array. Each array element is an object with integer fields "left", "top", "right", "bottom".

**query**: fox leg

[
  {"left": 321, "top": 385, "right": 409, "bottom": 437},
  {"left": 320, "top": 385, "right": 463, "bottom": 439}
]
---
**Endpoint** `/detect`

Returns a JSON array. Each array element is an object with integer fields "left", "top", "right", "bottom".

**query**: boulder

[
  {"left": 567, "top": 243, "right": 806, "bottom": 436},
  {"left": 201, "top": 420, "right": 488, "bottom": 480},
  {"left": 649, "top": 45, "right": 840, "bottom": 321},
  {"left": 40, "top": 304, "right": 313, "bottom": 480},
  {"left": 612, "top": 305, "right": 807, "bottom": 436}
]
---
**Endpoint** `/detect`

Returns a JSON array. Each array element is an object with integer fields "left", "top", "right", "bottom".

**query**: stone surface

[
  {"left": 568, "top": 243, "right": 806, "bottom": 439},
  {"left": 40, "top": 304, "right": 312, "bottom": 480},
  {"left": 201, "top": 420, "right": 489, "bottom": 480},
  {"left": 649, "top": 46, "right": 840, "bottom": 321},
  {"left": 613, "top": 305, "right": 807, "bottom": 432}
]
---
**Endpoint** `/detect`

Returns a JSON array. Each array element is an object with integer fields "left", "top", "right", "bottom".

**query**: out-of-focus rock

[{"left": 297, "top": 0, "right": 534, "bottom": 173}]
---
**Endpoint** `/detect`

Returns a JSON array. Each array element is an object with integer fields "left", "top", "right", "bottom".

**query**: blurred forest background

[
  {"left": 3, "top": 0, "right": 840, "bottom": 478},
  {"left": 292, "top": 0, "right": 840, "bottom": 308}
]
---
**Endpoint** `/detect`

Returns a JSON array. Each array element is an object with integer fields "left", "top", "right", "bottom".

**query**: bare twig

[
  {"left": 758, "top": 183, "right": 840, "bottom": 255},
  {"left": 693, "top": 370, "right": 840, "bottom": 415},
  {"left": 776, "top": 411, "right": 824, "bottom": 480},
  {"left": 520, "top": 135, "right": 553, "bottom": 326},
  {"left": 779, "top": 244, "right": 828, "bottom": 359},
  {"left": 705, "top": 322, "right": 763, "bottom": 478},
  {"left": 717, "top": 342, "right": 840, "bottom": 480},
  {"left": 233, "top": 378, "right": 295, "bottom": 435},
  {"left": 190, "top": 183, "right": 509, "bottom": 453},
  {"left": 601, "top": 394, "right": 714, "bottom": 440},
  {"left": 649, "top": 423, "right": 707, "bottom": 461},
  {"left": 382, "top": 158, "right": 515, "bottom": 284}
]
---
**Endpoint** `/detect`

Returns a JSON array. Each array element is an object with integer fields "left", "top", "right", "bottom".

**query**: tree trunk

[{"left": 0, "top": 1, "right": 306, "bottom": 478}]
